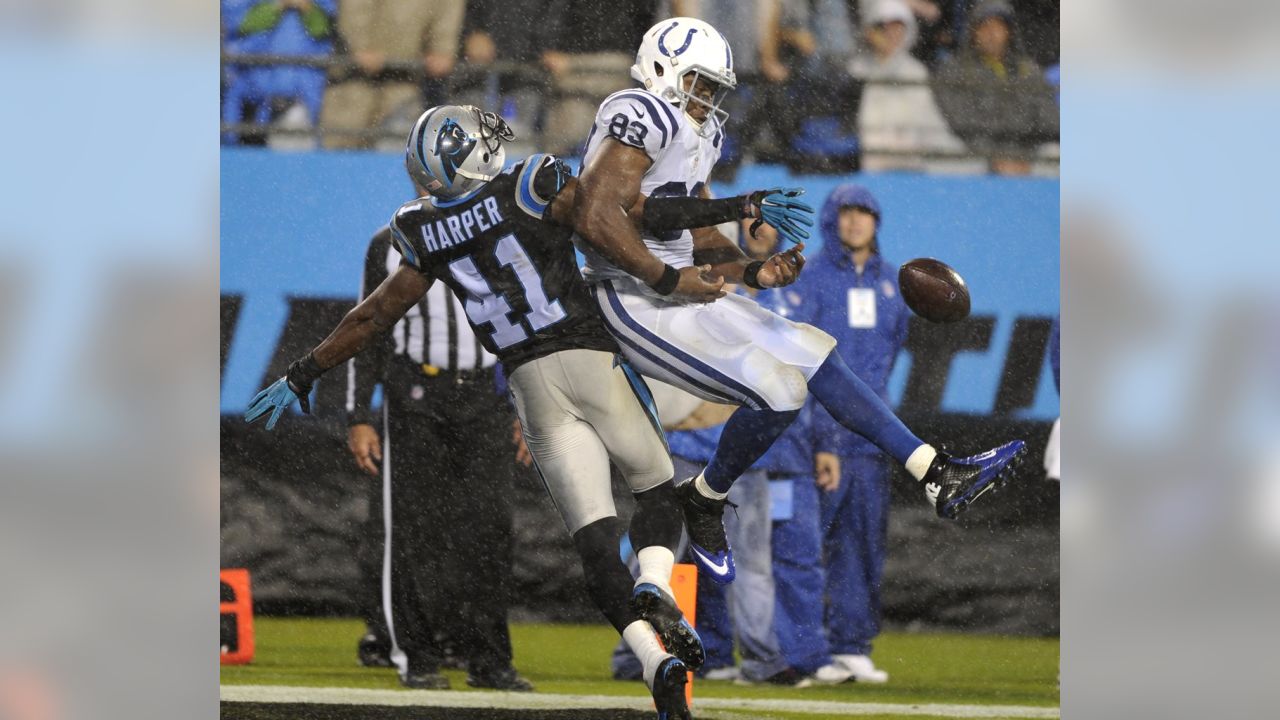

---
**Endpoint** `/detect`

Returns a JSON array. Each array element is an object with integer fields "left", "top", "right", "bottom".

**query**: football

[{"left": 899, "top": 258, "right": 971, "bottom": 323}]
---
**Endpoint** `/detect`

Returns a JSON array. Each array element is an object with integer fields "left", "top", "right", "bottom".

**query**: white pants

[
  {"left": 507, "top": 348, "right": 674, "bottom": 534},
  {"left": 592, "top": 277, "right": 837, "bottom": 412}
]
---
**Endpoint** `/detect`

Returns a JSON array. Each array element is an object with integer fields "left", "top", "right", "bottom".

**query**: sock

[
  {"left": 808, "top": 352, "right": 924, "bottom": 465},
  {"left": 904, "top": 444, "right": 938, "bottom": 482},
  {"left": 694, "top": 472, "right": 728, "bottom": 501},
  {"left": 623, "top": 620, "right": 672, "bottom": 688},
  {"left": 702, "top": 407, "right": 800, "bottom": 493},
  {"left": 634, "top": 546, "right": 675, "bottom": 599}
]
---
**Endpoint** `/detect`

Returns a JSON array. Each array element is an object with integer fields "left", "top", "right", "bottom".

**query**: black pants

[
  {"left": 356, "top": 486, "right": 389, "bottom": 638},
  {"left": 381, "top": 377, "right": 517, "bottom": 676}
]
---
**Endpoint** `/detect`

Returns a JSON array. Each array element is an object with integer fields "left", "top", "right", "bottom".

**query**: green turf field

[{"left": 221, "top": 618, "right": 1059, "bottom": 719}]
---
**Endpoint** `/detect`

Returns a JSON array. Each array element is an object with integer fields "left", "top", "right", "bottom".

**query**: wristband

[
  {"left": 286, "top": 351, "right": 324, "bottom": 393},
  {"left": 650, "top": 264, "right": 681, "bottom": 295},
  {"left": 742, "top": 261, "right": 765, "bottom": 290}
]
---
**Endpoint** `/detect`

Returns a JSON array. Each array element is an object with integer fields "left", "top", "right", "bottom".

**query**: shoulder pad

[
  {"left": 513, "top": 154, "right": 573, "bottom": 219},
  {"left": 388, "top": 200, "right": 434, "bottom": 271},
  {"left": 597, "top": 90, "right": 681, "bottom": 161}
]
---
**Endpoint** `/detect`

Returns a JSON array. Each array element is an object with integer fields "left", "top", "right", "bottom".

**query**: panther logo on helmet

[{"left": 435, "top": 118, "right": 475, "bottom": 184}]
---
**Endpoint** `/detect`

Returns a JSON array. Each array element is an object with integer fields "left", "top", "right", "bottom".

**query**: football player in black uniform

[{"left": 245, "top": 105, "right": 813, "bottom": 719}]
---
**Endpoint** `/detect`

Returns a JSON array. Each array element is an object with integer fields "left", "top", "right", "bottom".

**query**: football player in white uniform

[{"left": 572, "top": 17, "right": 1027, "bottom": 584}]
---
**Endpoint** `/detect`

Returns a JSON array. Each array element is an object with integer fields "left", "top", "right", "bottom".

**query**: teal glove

[
  {"left": 749, "top": 187, "right": 815, "bottom": 245},
  {"left": 244, "top": 377, "right": 311, "bottom": 430}
]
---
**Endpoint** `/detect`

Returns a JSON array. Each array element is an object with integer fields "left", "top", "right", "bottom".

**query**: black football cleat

[
  {"left": 467, "top": 666, "right": 535, "bottom": 692},
  {"left": 400, "top": 670, "right": 450, "bottom": 690},
  {"left": 924, "top": 440, "right": 1027, "bottom": 519},
  {"left": 732, "top": 667, "right": 813, "bottom": 688},
  {"left": 357, "top": 633, "right": 394, "bottom": 668},
  {"left": 650, "top": 656, "right": 692, "bottom": 720},
  {"left": 675, "top": 480, "right": 735, "bottom": 584},
  {"left": 631, "top": 583, "right": 705, "bottom": 670}
]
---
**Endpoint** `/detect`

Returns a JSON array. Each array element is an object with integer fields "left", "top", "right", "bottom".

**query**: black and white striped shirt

[{"left": 346, "top": 225, "right": 497, "bottom": 424}]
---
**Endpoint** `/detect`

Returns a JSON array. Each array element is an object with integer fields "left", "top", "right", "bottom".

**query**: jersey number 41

[{"left": 448, "top": 234, "right": 567, "bottom": 349}]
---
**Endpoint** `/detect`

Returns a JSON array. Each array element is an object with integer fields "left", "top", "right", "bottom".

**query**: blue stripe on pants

[{"left": 597, "top": 281, "right": 771, "bottom": 410}]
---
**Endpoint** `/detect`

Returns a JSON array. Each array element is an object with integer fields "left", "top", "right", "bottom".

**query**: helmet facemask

[
  {"left": 446, "top": 106, "right": 514, "bottom": 183},
  {"left": 669, "top": 66, "right": 733, "bottom": 137},
  {"left": 473, "top": 107, "right": 515, "bottom": 158}
]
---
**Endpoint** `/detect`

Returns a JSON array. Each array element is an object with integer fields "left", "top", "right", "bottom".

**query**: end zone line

[{"left": 220, "top": 684, "right": 1060, "bottom": 718}]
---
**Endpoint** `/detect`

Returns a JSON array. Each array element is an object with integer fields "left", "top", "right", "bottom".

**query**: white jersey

[
  {"left": 578, "top": 88, "right": 725, "bottom": 282},
  {"left": 577, "top": 90, "right": 835, "bottom": 417}
]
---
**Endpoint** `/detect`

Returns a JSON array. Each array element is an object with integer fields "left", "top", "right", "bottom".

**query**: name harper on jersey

[{"left": 416, "top": 195, "right": 505, "bottom": 253}]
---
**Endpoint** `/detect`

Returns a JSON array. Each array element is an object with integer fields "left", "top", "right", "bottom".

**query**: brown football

[{"left": 898, "top": 258, "right": 970, "bottom": 323}]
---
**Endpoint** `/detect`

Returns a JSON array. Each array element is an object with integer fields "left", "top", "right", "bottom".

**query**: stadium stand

[{"left": 220, "top": 0, "right": 1059, "bottom": 175}]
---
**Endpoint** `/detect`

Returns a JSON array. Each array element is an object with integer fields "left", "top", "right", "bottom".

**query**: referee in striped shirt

[{"left": 346, "top": 219, "right": 531, "bottom": 691}]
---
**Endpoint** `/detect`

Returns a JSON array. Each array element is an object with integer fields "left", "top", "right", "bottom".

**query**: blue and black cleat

[
  {"left": 924, "top": 440, "right": 1027, "bottom": 519},
  {"left": 675, "top": 480, "right": 735, "bottom": 584},
  {"left": 631, "top": 583, "right": 705, "bottom": 670},
  {"left": 650, "top": 656, "right": 692, "bottom": 720}
]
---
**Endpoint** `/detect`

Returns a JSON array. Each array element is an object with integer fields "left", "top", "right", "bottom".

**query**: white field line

[{"left": 220, "top": 684, "right": 1059, "bottom": 718}]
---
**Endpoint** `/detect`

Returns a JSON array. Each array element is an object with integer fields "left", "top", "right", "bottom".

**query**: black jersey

[{"left": 388, "top": 154, "right": 619, "bottom": 370}]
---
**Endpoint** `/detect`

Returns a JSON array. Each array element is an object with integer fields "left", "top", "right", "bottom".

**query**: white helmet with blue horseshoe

[
  {"left": 405, "top": 104, "right": 515, "bottom": 200},
  {"left": 631, "top": 16, "right": 737, "bottom": 136}
]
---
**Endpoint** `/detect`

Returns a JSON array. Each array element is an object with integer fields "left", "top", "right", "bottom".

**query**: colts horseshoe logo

[{"left": 657, "top": 21, "right": 697, "bottom": 57}]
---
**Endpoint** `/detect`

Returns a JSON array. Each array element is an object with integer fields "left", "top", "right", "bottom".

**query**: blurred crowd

[{"left": 222, "top": 0, "right": 1058, "bottom": 175}]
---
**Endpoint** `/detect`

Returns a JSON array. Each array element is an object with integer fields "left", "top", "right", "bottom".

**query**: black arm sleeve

[
  {"left": 642, "top": 194, "right": 750, "bottom": 236},
  {"left": 346, "top": 228, "right": 394, "bottom": 427}
]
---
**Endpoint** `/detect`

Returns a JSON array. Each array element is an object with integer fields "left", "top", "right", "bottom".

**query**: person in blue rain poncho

[{"left": 790, "top": 184, "right": 910, "bottom": 683}]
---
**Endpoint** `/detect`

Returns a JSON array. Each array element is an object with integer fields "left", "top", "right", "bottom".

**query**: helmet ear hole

[
  {"left": 653, "top": 61, "right": 664, "bottom": 77},
  {"left": 483, "top": 152, "right": 490, "bottom": 162}
]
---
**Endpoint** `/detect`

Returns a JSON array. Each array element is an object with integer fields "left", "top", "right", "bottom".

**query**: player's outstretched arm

[
  {"left": 245, "top": 264, "right": 432, "bottom": 429},
  {"left": 573, "top": 138, "right": 724, "bottom": 302},
  {"left": 311, "top": 264, "right": 432, "bottom": 369},
  {"left": 555, "top": 182, "right": 746, "bottom": 236},
  {"left": 552, "top": 177, "right": 814, "bottom": 242},
  {"left": 548, "top": 179, "right": 755, "bottom": 238},
  {"left": 641, "top": 188, "right": 814, "bottom": 241}
]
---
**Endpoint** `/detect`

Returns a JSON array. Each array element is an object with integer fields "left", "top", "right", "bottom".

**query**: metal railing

[{"left": 221, "top": 52, "right": 1059, "bottom": 173}]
